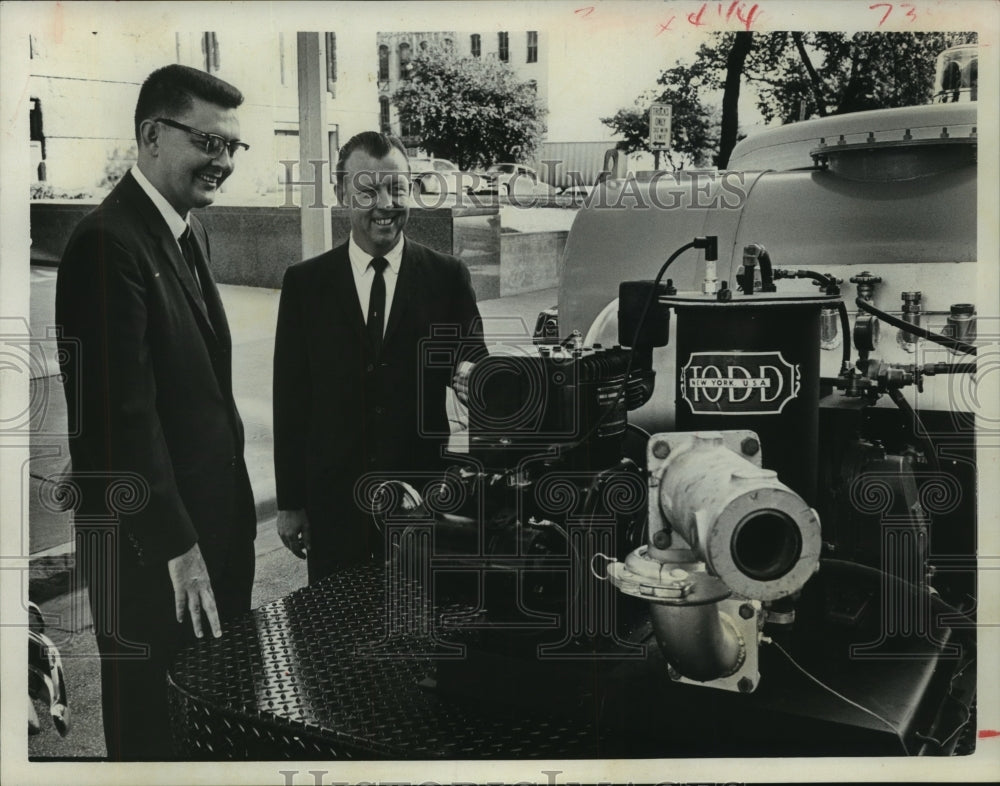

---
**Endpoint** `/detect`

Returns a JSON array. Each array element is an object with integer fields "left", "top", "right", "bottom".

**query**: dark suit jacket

[
  {"left": 56, "top": 171, "right": 256, "bottom": 569},
  {"left": 273, "top": 239, "right": 485, "bottom": 562}
]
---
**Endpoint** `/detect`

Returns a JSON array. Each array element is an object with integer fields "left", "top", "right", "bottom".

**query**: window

[
  {"left": 278, "top": 33, "right": 286, "bottom": 85},
  {"left": 398, "top": 42, "right": 412, "bottom": 80},
  {"left": 29, "top": 98, "right": 43, "bottom": 143},
  {"left": 202, "top": 32, "right": 220, "bottom": 73},
  {"left": 378, "top": 44, "right": 389, "bottom": 81},
  {"left": 274, "top": 129, "right": 299, "bottom": 184},
  {"left": 400, "top": 115, "right": 419, "bottom": 140},
  {"left": 470, "top": 34, "right": 481, "bottom": 57},
  {"left": 328, "top": 128, "right": 339, "bottom": 184},
  {"left": 498, "top": 32, "right": 509, "bottom": 62},
  {"left": 527, "top": 31, "right": 538, "bottom": 63},
  {"left": 379, "top": 97, "right": 391, "bottom": 134},
  {"left": 326, "top": 32, "right": 337, "bottom": 96},
  {"left": 30, "top": 97, "right": 45, "bottom": 180}
]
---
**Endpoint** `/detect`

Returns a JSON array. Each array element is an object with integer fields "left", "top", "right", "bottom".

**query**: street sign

[{"left": 649, "top": 103, "right": 672, "bottom": 151}]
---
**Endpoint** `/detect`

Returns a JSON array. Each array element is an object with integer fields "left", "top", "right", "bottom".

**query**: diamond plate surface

[{"left": 167, "top": 564, "right": 604, "bottom": 759}]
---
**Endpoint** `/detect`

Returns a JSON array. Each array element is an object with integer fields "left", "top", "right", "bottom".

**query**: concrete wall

[
  {"left": 30, "top": 201, "right": 506, "bottom": 297},
  {"left": 29, "top": 201, "right": 93, "bottom": 265},
  {"left": 197, "top": 208, "right": 301, "bottom": 289},
  {"left": 499, "top": 230, "right": 567, "bottom": 297}
]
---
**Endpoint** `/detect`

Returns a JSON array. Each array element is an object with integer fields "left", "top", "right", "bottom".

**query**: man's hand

[
  {"left": 452, "top": 361, "right": 476, "bottom": 405},
  {"left": 167, "top": 543, "right": 221, "bottom": 639},
  {"left": 278, "top": 508, "right": 311, "bottom": 559}
]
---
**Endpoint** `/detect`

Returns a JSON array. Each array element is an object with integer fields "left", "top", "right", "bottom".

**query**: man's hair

[
  {"left": 335, "top": 131, "right": 409, "bottom": 191},
  {"left": 134, "top": 64, "right": 244, "bottom": 143}
]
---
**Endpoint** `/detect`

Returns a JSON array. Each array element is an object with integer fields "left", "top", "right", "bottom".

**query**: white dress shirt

[
  {"left": 348, "top": 233, "right": 403, "bottom": 336},
  {"left": 131, "top": 165, "right": 190, "bottom": 245}
]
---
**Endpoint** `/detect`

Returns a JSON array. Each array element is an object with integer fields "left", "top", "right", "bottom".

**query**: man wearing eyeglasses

[{"left": 55, "top": 64, "right": 256, "bottom": 760}]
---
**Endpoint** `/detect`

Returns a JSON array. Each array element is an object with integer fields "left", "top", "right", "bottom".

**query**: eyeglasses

[{"left": 154, "top": 117, "right": 250, "bottom": 158}]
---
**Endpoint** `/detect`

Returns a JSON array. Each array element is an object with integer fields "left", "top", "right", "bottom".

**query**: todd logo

[{"left": 681, "top": 351, "right": 800, "bottom": 415}]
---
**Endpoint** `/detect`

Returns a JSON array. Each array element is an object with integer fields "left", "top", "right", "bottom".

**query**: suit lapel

[
  {"left": 158, "top": 232, "right": 218, "bottom": 342},
  {"left": 383, "top": 241, "right": 413, "bottom": 349},
  {"left": 322, "top": 242, "right": 411, "bottom": 351},
  {"left": 114, "top": 172, "right": 218, "bottom": 340},
  {"left": 328, "top": 245, "right": 366, "bottom": 342},
  {"left": 117, "top": 174, "right": 218, "bottom": 344},
  {"left": 187, "top": 225, "right": 229, "bottom": 348}
]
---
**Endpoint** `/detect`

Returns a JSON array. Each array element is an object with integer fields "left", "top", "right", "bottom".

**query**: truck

[{"left": 507, "top": 44, "right": 983, "bottom": 755}]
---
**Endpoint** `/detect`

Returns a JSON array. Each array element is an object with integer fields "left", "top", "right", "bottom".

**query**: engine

[{"left": 380, "top": 340, "right": 652, "bottom": 658}]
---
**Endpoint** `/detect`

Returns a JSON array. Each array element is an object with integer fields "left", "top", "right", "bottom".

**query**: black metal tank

[{"left": 667, "top": 293, "right": 836, "bottom": 505}]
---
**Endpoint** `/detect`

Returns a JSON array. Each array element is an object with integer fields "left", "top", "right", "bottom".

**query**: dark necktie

[
  {"left": 179, "top": 226, "right": 227, "bottom": 348},
  {"left": 179, "top": 226, "right": 204, "bottom": 299},
  {"left": 367, "top": 256, "right": 388, "bottom": 358}
]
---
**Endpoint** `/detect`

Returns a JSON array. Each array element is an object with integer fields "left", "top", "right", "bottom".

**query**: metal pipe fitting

[
  {"left": 607, "top": 430, "right": 819, "bottom": 692},
  {"left": 648, "top": 602, "right": 745, "bottom": 682},
  {"left": 849, "top": 271, "right": 882, "bottom": 302},
  {"left": 897, "top": 291, "right": 922, "bottom": 352},
  {"left": 649, "top": 431, "right": 821, "bottom": 601},
  {"left": 945, "top": 303, "right": 976, "bottom": 354}
]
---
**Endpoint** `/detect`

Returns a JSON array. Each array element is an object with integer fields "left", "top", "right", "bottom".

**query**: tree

[
  {"left": 732, "top": 31, "right": 978, "bottom": 123},
  {"left": 718, "top": 31, "right": 753, "bottom": 169},
  {"left": 601, "top": 61, "right": 719, "bottom": 171},
  {"left": 607, "top": 32, "right": 977, "bottom": 169},
  {"left": 392, "top": 46, "right": 546, "bottom": 170},
  {"left": 600, "top": 108, "right": 662, "bottom": 167}
]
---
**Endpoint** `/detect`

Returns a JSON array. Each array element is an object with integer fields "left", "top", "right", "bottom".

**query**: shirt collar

[
  {"left": 131, "top": 165, "right": 189, "bottom": 241},
  {"left": 349, "top": 233, "right": 404, "bottom": 276}
]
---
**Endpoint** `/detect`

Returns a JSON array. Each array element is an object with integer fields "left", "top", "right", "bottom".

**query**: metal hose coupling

[
  {"left": 652, "top": 430, "right": 820, "bottom": 599},
  {"left": 607, "top": 431, "right": 821, "bottom": 691}
]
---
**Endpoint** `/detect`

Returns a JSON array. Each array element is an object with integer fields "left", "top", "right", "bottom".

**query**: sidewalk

[{"left": 26, "top": 267, "right": 557, "bottom": 598}]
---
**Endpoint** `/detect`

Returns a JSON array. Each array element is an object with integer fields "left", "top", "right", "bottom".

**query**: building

[
  {"left": 376, "top": 30, "right": 548, "bottom": 152},
  {"left": 26, "top": 22, "right": 625, "bottom": 198},
  {"left": 373, "top": 29, "right": 639, "bottom": 187},
  {"left": 27, "top": 28, "right": 378, "bottom": 204}
]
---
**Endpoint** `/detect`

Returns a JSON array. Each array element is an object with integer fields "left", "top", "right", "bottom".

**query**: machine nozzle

[{"left": 694, "top": 235, "right": 718, "bottom": 261}]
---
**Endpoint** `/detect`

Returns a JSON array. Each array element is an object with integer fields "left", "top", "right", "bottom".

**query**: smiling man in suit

[
  {"left": 273, "top": 132, "right": 486, "bottom": 583},
  {"left": 55, "top": 65, "right": 256, "bottom": 759}
]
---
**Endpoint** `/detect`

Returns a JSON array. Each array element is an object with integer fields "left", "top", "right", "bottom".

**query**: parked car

[
  {"left": 554, "top": 184, "right": 595, "bottom": 207},
  {"left": 476, "top": 163, "right": 543, "bottom": 197},
  {"left": 409, "top": 157, "right": 482, "bottom": 195}
]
